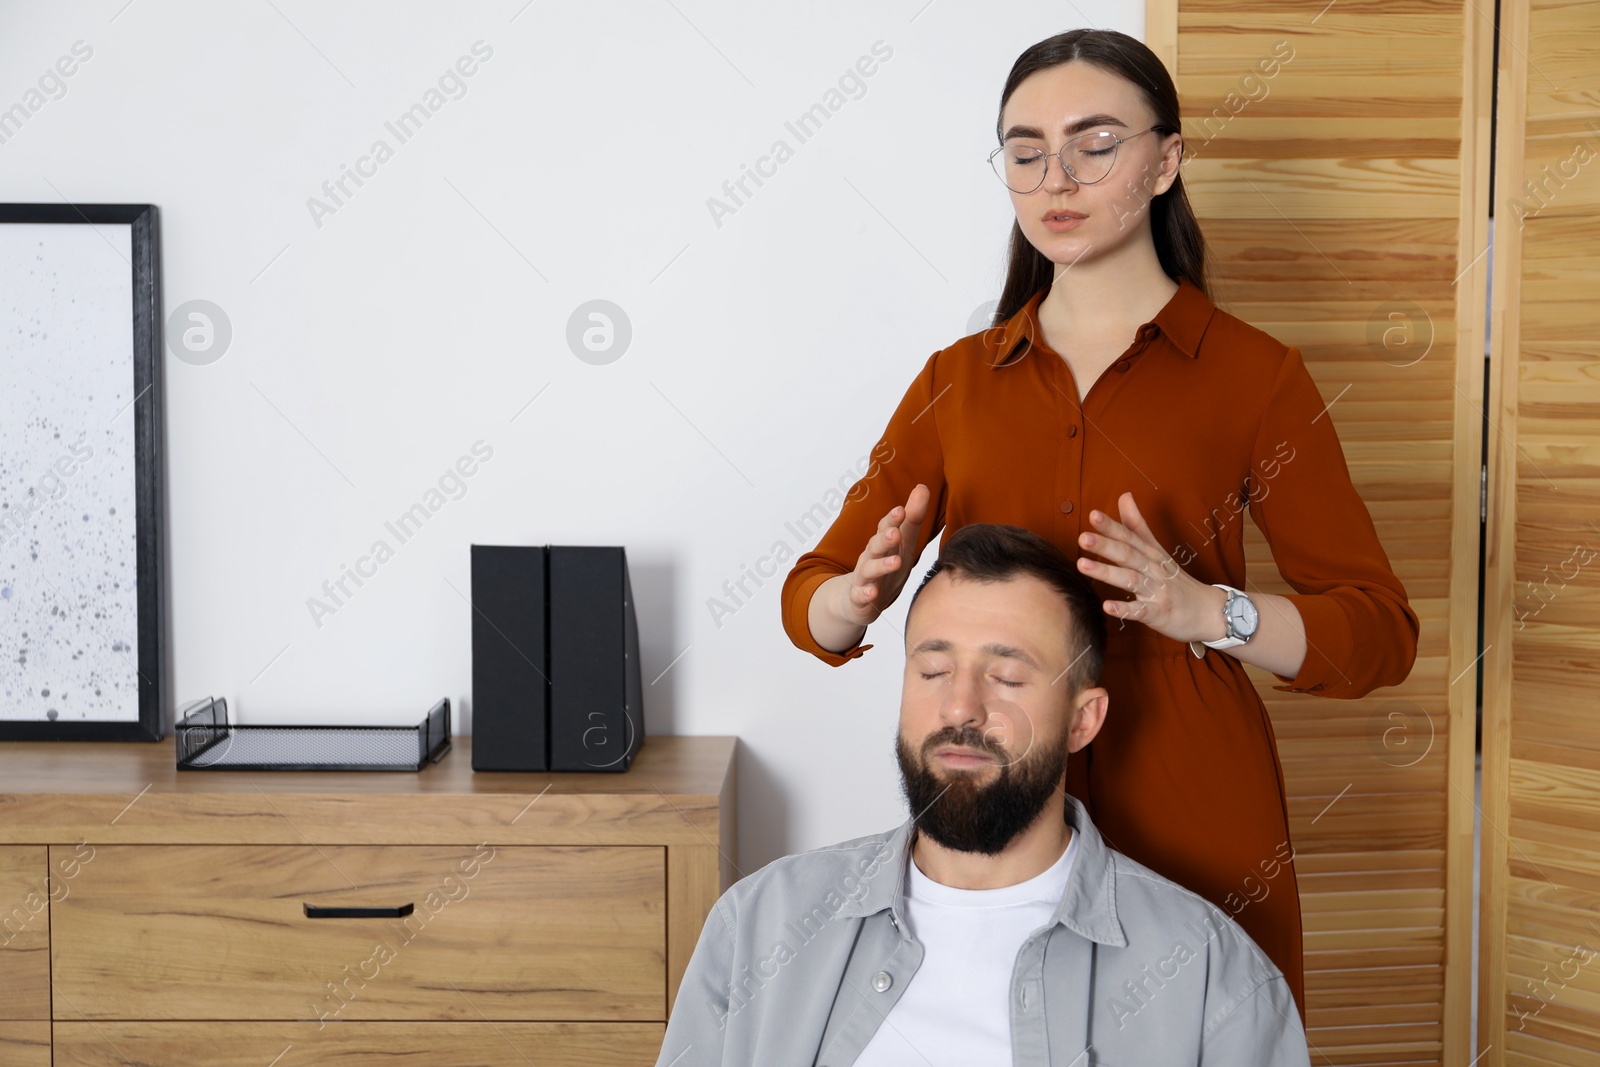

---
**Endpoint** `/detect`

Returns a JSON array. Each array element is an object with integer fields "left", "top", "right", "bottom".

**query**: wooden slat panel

[
  {"left": 1481, "top": 0, "right": 1600, "bottom": 1062},
  {"left": 1163, "top": 0, "right": 1488, "bottom": 1061}
]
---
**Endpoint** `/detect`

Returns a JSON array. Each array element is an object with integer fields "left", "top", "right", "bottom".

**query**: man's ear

[{"left": 1066, "top": 686, "right": 1109, "bottom": 753}]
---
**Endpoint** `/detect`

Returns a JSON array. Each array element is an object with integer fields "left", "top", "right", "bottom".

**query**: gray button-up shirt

[{"left": 657, "top": 794, "right": 1311, "bottom": 1066}]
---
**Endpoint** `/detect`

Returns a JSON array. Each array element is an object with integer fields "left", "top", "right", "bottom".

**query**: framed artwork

[{"left": 0, "top": 203, "right": 167, "bottom": 740}]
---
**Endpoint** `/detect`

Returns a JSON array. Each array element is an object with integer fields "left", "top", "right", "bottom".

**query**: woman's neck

[{"left": 1042, "top": 243, "right": 1179, "bottom": 336}]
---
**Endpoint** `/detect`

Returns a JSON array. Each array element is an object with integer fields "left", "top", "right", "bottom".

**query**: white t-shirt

[{"left": 852, "top": 831, "right": 1077, "bottom": 1067}]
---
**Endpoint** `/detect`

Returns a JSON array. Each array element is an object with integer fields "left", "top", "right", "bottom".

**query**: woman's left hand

[{"left": 1076, "top": 491, "right": 1224, "bottom": 644}]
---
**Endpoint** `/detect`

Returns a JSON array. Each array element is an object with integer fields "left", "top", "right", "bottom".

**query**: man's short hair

[{"left": 905, "top": 523, "right": 1107, "bottom": 694}]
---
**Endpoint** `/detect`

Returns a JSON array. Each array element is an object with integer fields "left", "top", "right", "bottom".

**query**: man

[{"left": 658, "top": 523, "right": 1311, "bottom": 1066}]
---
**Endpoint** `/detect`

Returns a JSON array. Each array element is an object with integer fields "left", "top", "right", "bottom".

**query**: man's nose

[{"left": 938, "top": 667, "right": 993, "bottom": 730}]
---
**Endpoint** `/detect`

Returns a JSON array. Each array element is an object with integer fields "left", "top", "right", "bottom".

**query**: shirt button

[
  {"left": 1115, "top": 361, "right": 1130, "bottom": 372},
  {"left": 1060, "top": 500, "right": 1074, "bottom": 514},
  {"left": 871, "top": 971, "right": 893, "bottom": 993},
  {"left": 1067, "top": 425, "right": 1078, "bottom": 438}
]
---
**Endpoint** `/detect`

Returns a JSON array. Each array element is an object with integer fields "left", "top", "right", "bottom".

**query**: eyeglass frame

[{"left": 986, "top": 125, "right": 1166, "bottom": 192}]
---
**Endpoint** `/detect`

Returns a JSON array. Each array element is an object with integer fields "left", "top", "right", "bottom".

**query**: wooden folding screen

[
  {"left": 1150, "top": 1, "right": 1488, "bottom": 1061},
  {"left": 1481, "top": 0, "right": 1600, "bottom": 1061}
]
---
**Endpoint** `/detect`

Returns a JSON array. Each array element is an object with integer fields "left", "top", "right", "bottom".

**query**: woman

[{"left": 779, "top": 28, "right": 1419, "bottom": 1025}]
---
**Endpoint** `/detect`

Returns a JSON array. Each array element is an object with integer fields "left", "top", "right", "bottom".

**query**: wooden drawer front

[
  {"left": 1, "top": 846, "right": 58, "bottom": 1019},
  {"left": 0, "top": 1022, "right": 50, "bottom": 1067},
  {"left": 54, "top": 1021, "right": 665, "bottom": 1066},
  {"left": 52, "top": 845, "right": 665, "bottom": 1022}
]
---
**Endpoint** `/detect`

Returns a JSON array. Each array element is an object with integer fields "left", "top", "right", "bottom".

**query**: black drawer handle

[{"left": 303, "top": 902, "right": 415, "bottom": 919}]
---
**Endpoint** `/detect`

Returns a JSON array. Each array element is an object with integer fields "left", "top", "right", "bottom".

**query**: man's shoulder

[
  {"left": 1105, "top": 848, "right": 1281, "bottom": 979},
  {"left": 715, "top": 825, "right": 902, "bottom": 921}
]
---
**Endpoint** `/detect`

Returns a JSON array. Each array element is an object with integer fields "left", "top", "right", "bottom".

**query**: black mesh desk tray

[{"left": 176, "top": 696, "right": 452, "bottom": 771}]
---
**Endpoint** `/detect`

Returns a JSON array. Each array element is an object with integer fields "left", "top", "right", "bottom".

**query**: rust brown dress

[{"left": 779, "top": 275, "right": 1420, "bottom": 1024}]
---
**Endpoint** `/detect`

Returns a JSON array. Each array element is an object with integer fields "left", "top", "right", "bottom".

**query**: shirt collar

[
  {"left": 832, "top": 792, "right": 1127, "bottom": 948},
  {"left": 988, "top": 274, "right": 1215, "bottom": 369}
]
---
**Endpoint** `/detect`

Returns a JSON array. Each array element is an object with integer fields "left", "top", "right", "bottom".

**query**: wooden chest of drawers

[{"left": 0, "top": 734, "right": 736, "bottom": 1066}]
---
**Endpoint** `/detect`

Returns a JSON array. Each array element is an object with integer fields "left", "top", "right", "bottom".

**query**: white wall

[{"left": 0, "top": 0, "right": 1142, "bottom": 874}]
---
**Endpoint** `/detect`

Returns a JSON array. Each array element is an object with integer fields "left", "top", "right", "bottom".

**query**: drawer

[
  {"left": 53, "top": 1021, "right": 665, "bottom": 1066},
  {"left": 0, "top": 1022, "right": 50, "bottom": 1067},
  {"left": 52, "top": 844, "right": 665, "bottom": 1021},
  {"left": 0, "top": 846, "right": 58, "bottom": 1019}
]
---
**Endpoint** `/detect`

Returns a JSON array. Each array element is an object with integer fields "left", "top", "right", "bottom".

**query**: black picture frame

[{"left": 0, "top": 203, "right": 168, "bottom": 741}]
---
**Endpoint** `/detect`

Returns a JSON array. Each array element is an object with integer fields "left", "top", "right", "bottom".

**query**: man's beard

[{"left": 895, "top": 718, "right": 1070, "bottom": 856}]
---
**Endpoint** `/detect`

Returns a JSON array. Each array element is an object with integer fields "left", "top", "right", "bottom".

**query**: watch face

[{"left": 1227, "top": 593, "right": 1259, "bottom": 638}]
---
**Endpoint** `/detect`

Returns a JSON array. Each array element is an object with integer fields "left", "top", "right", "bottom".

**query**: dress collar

[{"left": 988, "top": 274, "right": 1215, "bottom": 369}]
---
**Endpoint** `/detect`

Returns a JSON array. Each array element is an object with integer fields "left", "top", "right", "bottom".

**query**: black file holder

[
  {"left": 175, "top": 696, "right": 451, "bottom": 771},
  {"left": 470, "top": 544, "right": 643, "bottom": 772}
]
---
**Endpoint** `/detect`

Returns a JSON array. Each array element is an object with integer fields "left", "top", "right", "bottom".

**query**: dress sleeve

[
  {"left": 780, "top": 351, "right": 949, "bottom": 667},
  {"left": 1246, "top": 345, "right": 1420, "bottom": 698}
]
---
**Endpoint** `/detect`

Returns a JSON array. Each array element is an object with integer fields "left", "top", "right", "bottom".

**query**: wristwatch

[{"left": 1187, "top": 584, "right": 1259, "bottom": 658}]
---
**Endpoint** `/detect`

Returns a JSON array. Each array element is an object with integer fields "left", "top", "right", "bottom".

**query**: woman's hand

[
  {"left": 1075, "top": 491, "right": 1227, "bottom": 644},
  {"left": 833, "top": 483, "right": 932, "bottom": 629}
]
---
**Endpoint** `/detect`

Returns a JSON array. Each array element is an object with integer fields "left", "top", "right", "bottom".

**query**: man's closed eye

[{"left": 917, "top": 670, "right": 1025, "bottom": 687}]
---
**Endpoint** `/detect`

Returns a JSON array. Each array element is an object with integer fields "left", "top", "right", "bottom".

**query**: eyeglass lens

[{"left": 992, "top": 131, "right": 1123, "bottom": 192}]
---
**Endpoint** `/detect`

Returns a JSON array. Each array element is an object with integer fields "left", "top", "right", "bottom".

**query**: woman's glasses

[{"left": 987, "top": 126, "right": 1162, "bottom": 193}]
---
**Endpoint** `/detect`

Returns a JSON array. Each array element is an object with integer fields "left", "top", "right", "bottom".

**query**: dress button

[
  {"left": 1067, "top": 424, "right": 1078, "bottom": 438},
  {"left": 871, "top": 971, "right": 893, "bottom": 993},
  {"left": 1115, "top": 361, "right": 1130, "bottom": 372},
  {"left": 1060, "top": 500, "right": 1073, "bottom": 514}
]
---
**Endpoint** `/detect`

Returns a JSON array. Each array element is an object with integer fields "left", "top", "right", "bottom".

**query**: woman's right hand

[{"left": 834, "top": 483, "right": 932, "bottom": 628}]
